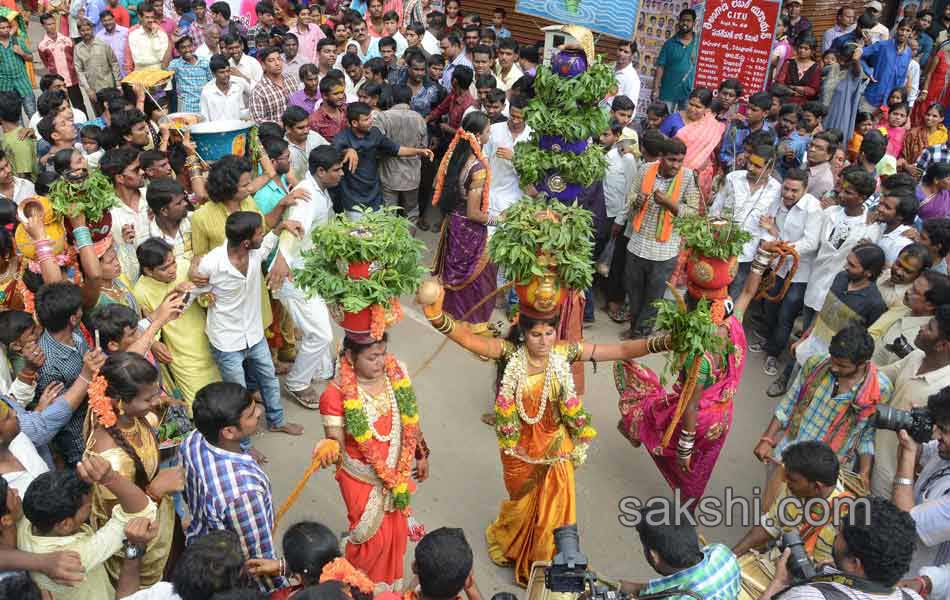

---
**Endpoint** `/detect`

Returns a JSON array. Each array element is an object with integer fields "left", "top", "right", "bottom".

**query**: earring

[{"left": 117, "top": 402, "right": 125, "bottom": 416}]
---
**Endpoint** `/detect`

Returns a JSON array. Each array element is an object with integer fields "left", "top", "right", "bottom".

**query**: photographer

[
  {"left": 891, "top": 387, "right": 950, "bottom": 582},
  {"left": 870, "top": 270, "right": 950, "bottom": 368},
  {"left": 758, "top": 497, "right": 919, "bottom": 600},
  {"left": 735, "top": 442, "right": 850, "bottom": 564},
  {"left": 620, "top": 505, "right": 740, "bottom": 600},
  {"left": 871, "top": 306, "right": 950, "bottom": 497}
]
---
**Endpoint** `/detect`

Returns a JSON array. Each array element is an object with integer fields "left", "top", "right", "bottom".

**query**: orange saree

[
  {"left": 320, "top": 383, "right": 411, "bottom": 590},
  {"left": 488, "top": 343, "right": 589, "bottom": 587}
]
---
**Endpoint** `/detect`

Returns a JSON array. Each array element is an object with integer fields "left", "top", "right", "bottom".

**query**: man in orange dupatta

[{"left": 621, "top": 137, "right": 701, "bottom": 339}]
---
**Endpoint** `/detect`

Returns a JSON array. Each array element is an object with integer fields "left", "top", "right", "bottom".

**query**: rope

[{"left": 754, "top": 242, "right": 800, "bottom": 303}]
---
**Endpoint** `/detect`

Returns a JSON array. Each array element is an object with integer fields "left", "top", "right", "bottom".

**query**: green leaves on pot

[
  {"left": 293, "top": 207, "right": 426, "bottom": 313},
  {"left": 652, "top": 296, "right": 730, "bottom": 384},
  {"left": 526, "top": 103, "right": 610, "bottom": 140},
  {"left": 532, "top": 56, "right": 616, "bottom": 110},
  {"left": 488, "top": 197, "right": 594, "bottom": 291},
  {"left": 48, "top": 170, "right": 118, "bottom": 221},
  {"left": 674, "top": 214, "right": 752, "bottom": 260},
  {"left": 512, "top": 142, "right": 608, "bottom": 188}
]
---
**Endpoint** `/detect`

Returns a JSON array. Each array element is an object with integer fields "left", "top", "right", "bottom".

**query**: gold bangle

[{"left": 426, "top": 311, "right": 445, "bottom": 323}]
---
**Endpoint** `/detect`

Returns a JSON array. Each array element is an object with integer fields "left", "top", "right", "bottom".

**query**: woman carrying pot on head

[{"left": 418, "top": 278, "right": 673, "bottom": 587}]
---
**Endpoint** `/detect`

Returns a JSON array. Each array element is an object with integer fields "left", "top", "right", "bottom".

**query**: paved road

[{"left": 256, "top": 230, "right": 780, "bottom": 596}]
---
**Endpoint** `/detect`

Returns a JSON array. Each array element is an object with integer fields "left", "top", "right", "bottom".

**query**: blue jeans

[
  {"left": 210, "top": 338, "right": 285, "bottom": 428},
  {"left": 762, "top": 278, "right": 807, "bottom": 358}
]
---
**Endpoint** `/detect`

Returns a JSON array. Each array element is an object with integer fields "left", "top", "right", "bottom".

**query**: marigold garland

[
  {"left": 88, "top": 374, "right": 117, "bottom": 428},
  {"left": 432, "top": 129, "right": 490, "bottom": 213},
  {"left": 494, "top": 346, "right": 596, "bottom": 451},
  {"left": 340, "top": 354, "right": 419, "bottom": 511},
  {"left": 319, "top": 558, "right": 376, "bottom": 595}
]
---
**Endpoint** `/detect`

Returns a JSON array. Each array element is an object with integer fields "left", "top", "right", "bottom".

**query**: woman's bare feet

[{"left": 481, "top": 413, "right": 496, "bottom": 426}]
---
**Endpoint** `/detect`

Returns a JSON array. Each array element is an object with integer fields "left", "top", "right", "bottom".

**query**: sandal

[{"left": 608, "top": 307, "right": 630, "bottom": 324}]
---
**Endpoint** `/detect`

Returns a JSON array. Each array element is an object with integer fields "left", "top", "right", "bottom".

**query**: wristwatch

[{"left": 123, "top": 542, "right": 146, "bottom": 561}]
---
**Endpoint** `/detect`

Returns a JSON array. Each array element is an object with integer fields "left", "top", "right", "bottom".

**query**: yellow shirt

[
  {"left": 190, "top": 197, "right": 273, "bottom": 328},
  {"left": 18, "top": 500, "right": 157, "bottom": 600},
  {"left": 133, "top": 260, "right": 221, "bottom": 407}
]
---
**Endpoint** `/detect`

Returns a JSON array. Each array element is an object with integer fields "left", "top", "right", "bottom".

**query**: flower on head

[
  {"left": 320, "top": 558, "right": 375, "bottom": 595},
  {"left": 88, "top": 374, "right": 117, "bottom": 428}
]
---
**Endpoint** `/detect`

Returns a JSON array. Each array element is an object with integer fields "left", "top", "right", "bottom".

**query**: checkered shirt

[
  {"left": 916, "top": 143, "right": 950, "bottom": 174},
  {"left": 168, "top": 56, "right": 212, "bottom": 114},
  {"left": 179, "top": 430, "right": 286, "bottom": 591},
  {"left": 36, "top": 329, "right": 90, "bottom": 467},
  {"left": 640, "top": 544, "right": 741, "bottom": 600},
  {"left": 0, "top": 36, "right": 33, "bottom": 99},
  {"left": 250, "top": 72, "right": 300, "bottom": 125},
  {"left": 624, "top": 165, "right": 700, "bottom": 262},
  {"left": 773, "top": 355, "right": 894, "bottom": 463}
]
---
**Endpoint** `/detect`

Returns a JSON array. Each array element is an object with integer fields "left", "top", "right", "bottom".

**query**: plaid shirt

[
  {"left": 179, "top": 430, "right": 286, "bottom": 591},
  {"left": 0, "top": 36, "right": 33, "bottom": 99},
  {"left": 774, "top": 354, "right": 894, "bottom": 463},
  {"left": 36, "top": 329, "right": 90, "bottom": 467},
  {"left": 250, "top": 73, "right": 300, "bottom": 125},
  {"left": 640, "top": 544, "right": 741, "bottom": 600},
  {"left": 623, "top": 165, "right": 701, "bottom": 262},
  {"left": 916, "top": 143, "right": 950, "bottom": 174},
  {"left": 168, "top": 56, "right": 212, "bottom": 113}
]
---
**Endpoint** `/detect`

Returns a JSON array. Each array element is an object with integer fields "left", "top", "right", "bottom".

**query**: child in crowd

[{"left": 79, "top": 125, "right": 104, "bottom": 169}]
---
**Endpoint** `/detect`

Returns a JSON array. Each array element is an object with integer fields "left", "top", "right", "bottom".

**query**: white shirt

[
  {"left": 392, "top": 31, "right": 408, "bottom": 58},
  {"left": 195, "top": 43, "right": 215, "bottom": 59},
  {"left": 612, "top": 63, "right": 642, "bottom": 107},
  {"left": 762, "top": 192, "right": 823, "bottom": 283},
  {"left": 878, "top": 223, "right": 914, "bottom": 264},
  {"left": 604, "top": 146, "right": 636, "bottom": 220},
  {"left": 287, "top": 131, "right": 329, "bottom": 184},
  {"left": 868, "top": 22, "right": 891, "bottom": 44},
  {"left": 8, "top": 176, "right": 35, "bottom": 205},
  {"left": 199, "top": 78, "right": 250, "bottom": 122},
  {"left": 29, "top": 108, "right": 88, "bottom": 136},
  {"left": 709, "top": 170, "right": 782, "bottom": 263},
  {"left": 804, "top": 205, "right": 882, "bottom": 311},
  {"left": 909, "top": 441, "right": 950, "bottom": 574},
  {"left": 3, "top": 432, "right": 50, "bottom": 496},
  {"left": 109, "top": 189, "right": 151, "bottom": 283},
  {"left": 147, "top": 214, "right": 193, "bottom": 263},
  {"left": 197, "top": 233, "right": 278, "bottom": 352},
  {"left": 908, "top": 59, "right": 921, "bottom": 107},
  {"left": 125, "top": 581, "right": 181, "bottom": 600},
  {"left": 485, "top": 120, "right": 532, "bottom": 217},
  {"left": 822, "top": 24, "right": 856, "bottom": 51},
  {"left": 231, "top": 54, "right": 263, "bottom": 88},
  {"left": 494, "top": 62, "right": 524, "bottom": 91},
  {"left": 278, "top": 174, "right": 333, "bottom": 268},
  {"left": 421, "top": 30, "right": 441, "bottom": 56}
]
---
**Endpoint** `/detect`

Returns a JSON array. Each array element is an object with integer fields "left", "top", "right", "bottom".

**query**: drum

[{"left": 738, "top": 548, "right": 778, "bottom": 600}]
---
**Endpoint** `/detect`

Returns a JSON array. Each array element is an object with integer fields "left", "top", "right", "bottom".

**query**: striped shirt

[
  {"left": 179, "top": 430, "right": 286, "bottom": 591},
  {"left": 0, "top": 36, "right": 33, "bottom": 99},
  {"left": 167, "top": 56, "right": 212, "bottom": 113},
  {"left": 36, "top": 329, "right": 90, "bottom": 467},
  {"left": 640, "top": 544, "right": 741, "bottom": 600},
  {"left": 250, "top": 73, "right": 300, "bottom": 125},
  {"left": 774, "top": 355, "right": 894, "bottom": 463}
]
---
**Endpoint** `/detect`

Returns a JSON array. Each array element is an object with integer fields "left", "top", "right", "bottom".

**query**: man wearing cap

[
  {"left": 786, "top": 0, "right": 813, "bottom": 46},
  {"left": 823, "top": 7, "right": 856, "bottom": 52},
  {"left": 866, "top": 2, "right": 892, "bottom": 43}
]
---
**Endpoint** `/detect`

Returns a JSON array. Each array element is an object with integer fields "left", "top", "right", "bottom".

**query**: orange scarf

[{"left": 632, "top": 162, "right": 683, "bottom": 242}]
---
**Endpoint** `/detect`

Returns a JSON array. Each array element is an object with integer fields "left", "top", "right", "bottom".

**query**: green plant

[
  {"left": 526, "top": 103, "right": 610, "bottom": 141},
  {"left": 532, "top": 56, "right": 616, "bottom": 110},
  {"left": 48, "top": 170, "right": 118, "bottom": 221},
  {"left": 512, "top": 142, "right": 608, "bottom": 188},
  {"left": 488, "top": 197, "right": 594, "bottom": 290},
  {"left": 673, "top": 214, "right": 752, "bottom": 260},
  {"left": 652, "top": 296, "right": 731, "bottom": 383},
  {"left": 293, "top": 207, "right": 427, "bottom": 312}
]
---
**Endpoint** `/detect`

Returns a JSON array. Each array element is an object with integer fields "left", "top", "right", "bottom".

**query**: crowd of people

[{"left": 4, "top": 0, "right": 950, "bottom": 600}]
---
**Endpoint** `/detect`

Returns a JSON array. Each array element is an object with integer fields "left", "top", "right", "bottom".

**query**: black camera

[
  {"left": 779, "top": 531, "right": 817, "bottom": 581},
  {"left": 885, "top": 335, "right": 915, "bottom": 360},
  {"left": 545, "top": 525, "right": 629, "bottom": 600},
  {"left": 873, "top": 405, "right": 933, "bottom": 444}
]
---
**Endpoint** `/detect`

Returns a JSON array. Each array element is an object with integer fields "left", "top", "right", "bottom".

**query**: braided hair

[{"left": 101, "top": 352, "right": 160, "bottom": 489}]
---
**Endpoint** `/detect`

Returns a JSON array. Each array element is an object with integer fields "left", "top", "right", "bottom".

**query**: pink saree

[
  {"left": 614, "top": 315, "right": 747, "bottom": 502},
  {"left": 675, "top": 112, "right": 726, "bottom": 202}
]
